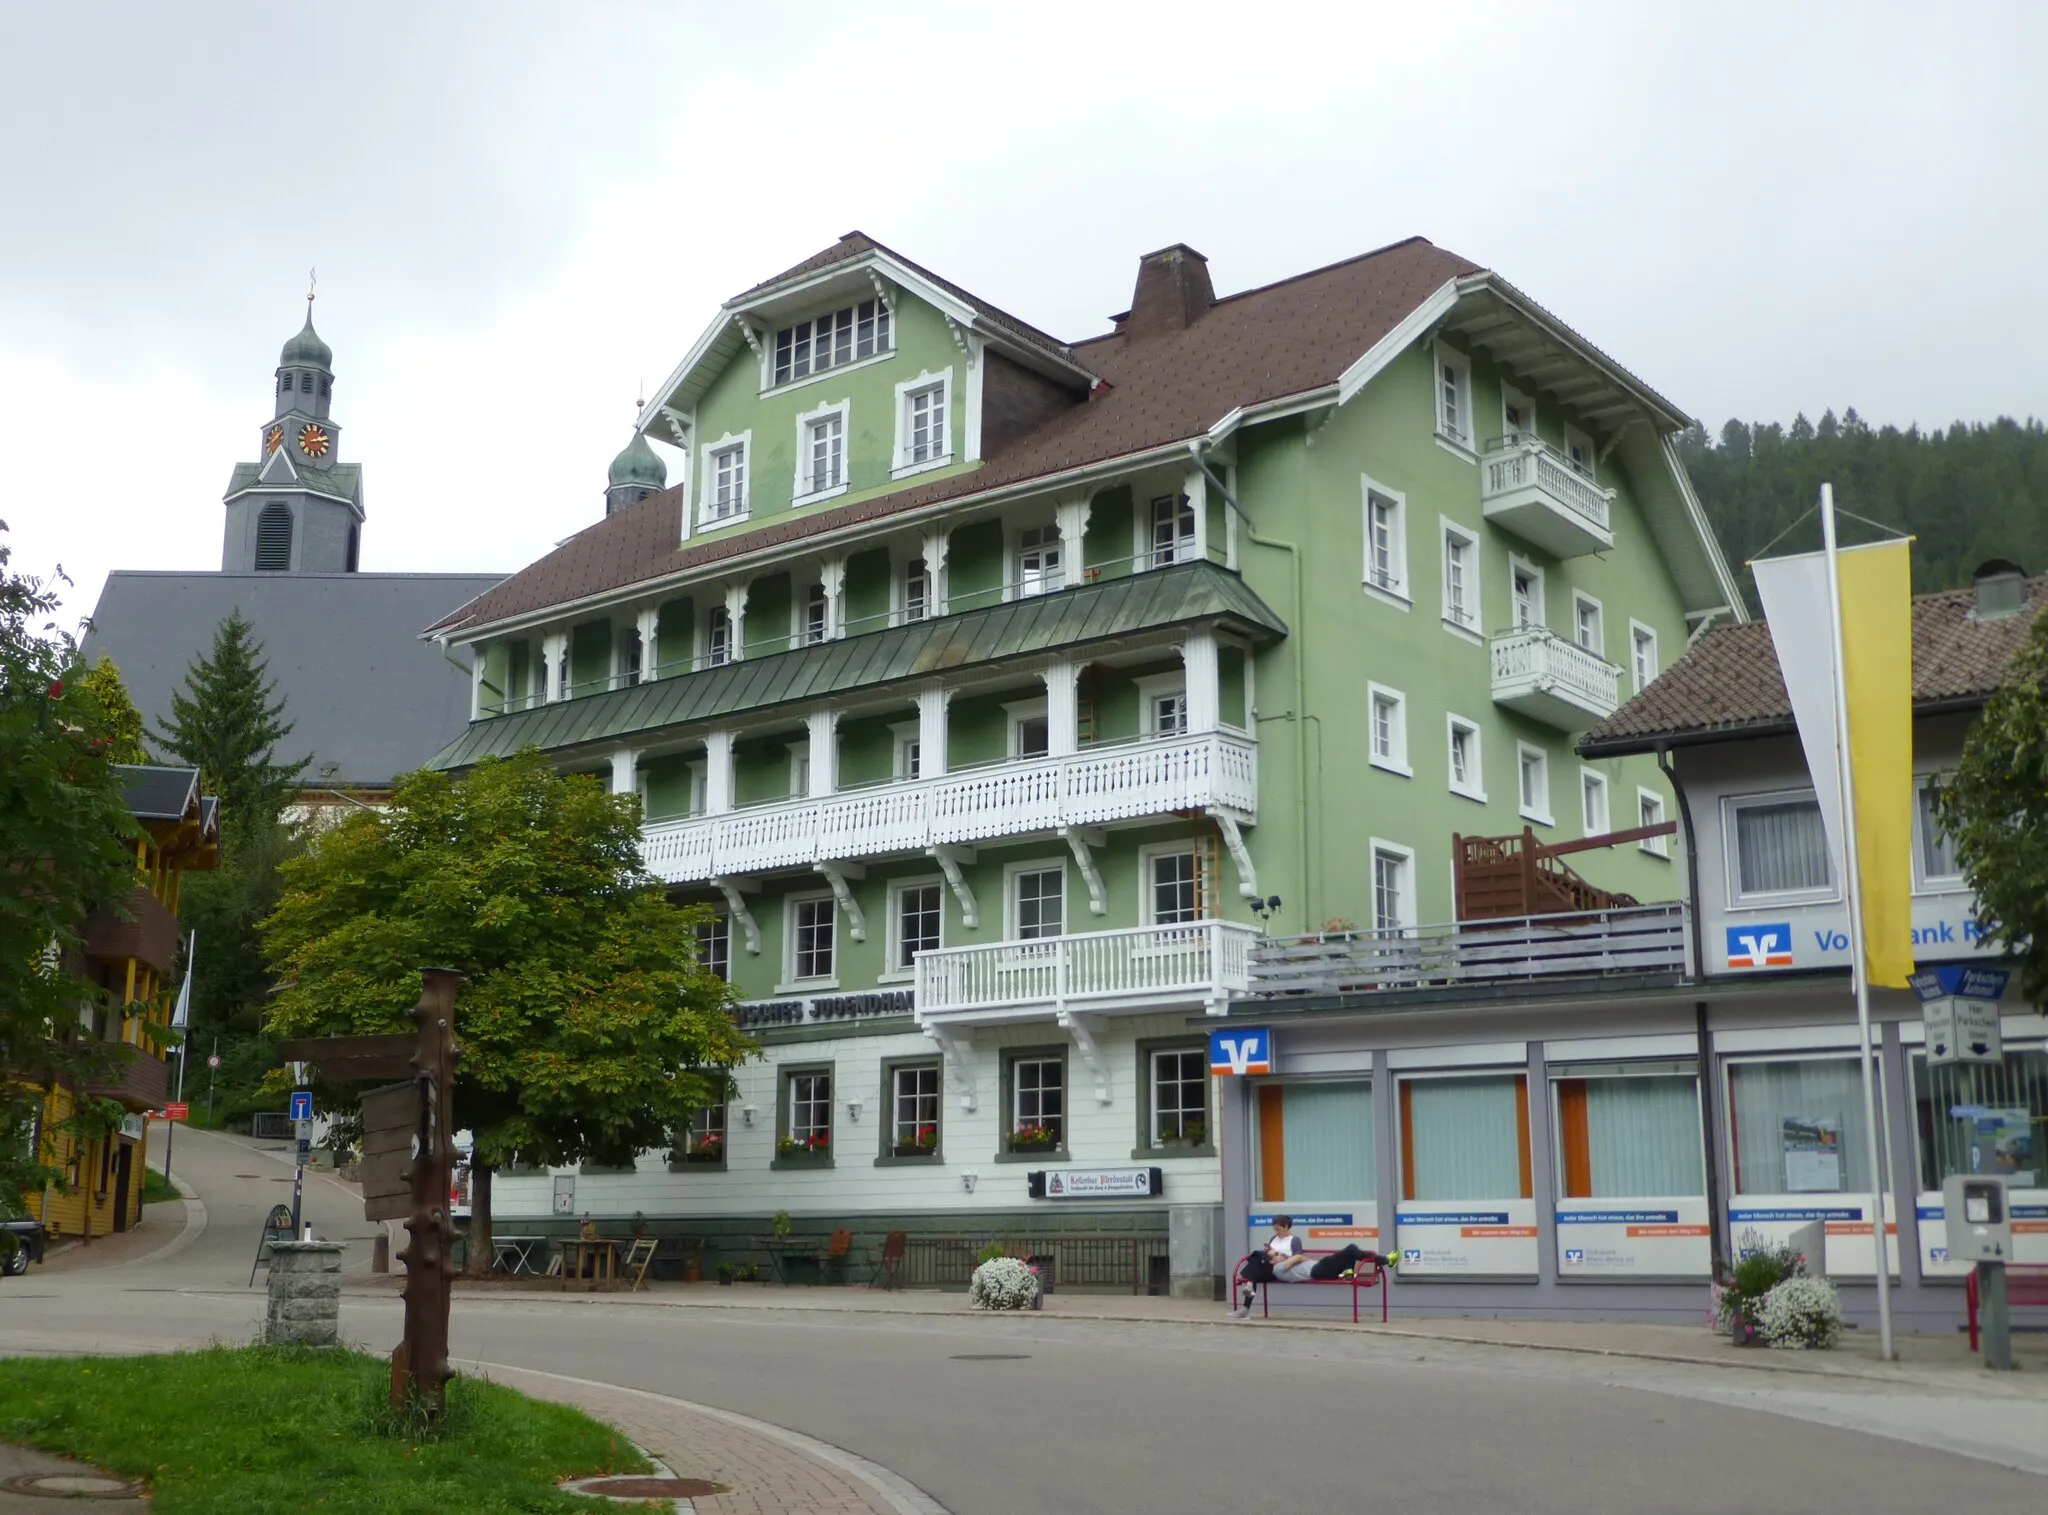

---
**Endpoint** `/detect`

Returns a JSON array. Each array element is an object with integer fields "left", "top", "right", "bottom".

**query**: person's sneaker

[
  {"left": 1229, "top": 1302, "right": 1250, "bottom": 1319},
  {"left": 1339, "top": 1268, "right": 1355, "bottom": 1278}
]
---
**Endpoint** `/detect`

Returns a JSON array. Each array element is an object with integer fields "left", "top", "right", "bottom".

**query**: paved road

[{"left": 3, "top": 1122, "right": 2044, "bottom": 1515}]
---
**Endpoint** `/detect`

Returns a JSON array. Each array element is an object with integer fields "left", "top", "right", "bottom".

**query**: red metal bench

[
  {"left": 1232, "top": 1249, "right": 1389, "bottom": 1324},
  {"left": 1965, "top": 1263, "right": 2048, "bottom": 1350}
]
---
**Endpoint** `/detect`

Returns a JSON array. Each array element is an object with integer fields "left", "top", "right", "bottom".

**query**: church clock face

[
  {"left": 297, "top": 423, "right": 330, "bottom": 458},
  {"left": 264, "top": 425, "right": 284, "bottom": 454}
]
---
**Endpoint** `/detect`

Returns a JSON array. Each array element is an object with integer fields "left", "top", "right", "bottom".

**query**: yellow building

[{"left": 29, "top": 766, "right": 218, "bottom": 1242}]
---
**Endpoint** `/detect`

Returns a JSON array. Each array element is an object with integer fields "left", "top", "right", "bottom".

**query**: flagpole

[{"left": 1820, "top": 483, "right": 1896, "bottom": 1361}]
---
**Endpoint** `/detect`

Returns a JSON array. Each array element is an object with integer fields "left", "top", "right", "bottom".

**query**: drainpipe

[
  {"left": 1656, "top": 742, "right": 1704, "bottom": 984},
  {"left": 1189, "top": 442, "right": 1310, "bottom": 930},
  {"left": 1659, "top": 740, "right": 1727, "bottom": 1274}
]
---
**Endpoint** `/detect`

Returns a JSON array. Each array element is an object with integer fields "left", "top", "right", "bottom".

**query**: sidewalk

[{"left": 356, "top": 1274, "right": 2048, "bottom": 1393}]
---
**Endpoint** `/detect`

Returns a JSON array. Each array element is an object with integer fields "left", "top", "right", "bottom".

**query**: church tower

[{"left": 221, "top": 300, "right": 365, "bottom": 573}]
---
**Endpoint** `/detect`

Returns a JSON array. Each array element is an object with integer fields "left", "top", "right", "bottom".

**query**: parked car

[{"left": 1, "top": 1217, "right": 46, "bottom": 1276}]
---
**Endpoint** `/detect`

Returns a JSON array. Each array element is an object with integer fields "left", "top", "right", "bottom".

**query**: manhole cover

[
  {"left": 949, "top": 1353, "right": 1031, "bottom": 1360},
  {"left": 562, "top": 1475, "right": 728, "bottom": 1498},
  {"left": 0, "top": 1471, "right": 143, "bottom": 1499}
]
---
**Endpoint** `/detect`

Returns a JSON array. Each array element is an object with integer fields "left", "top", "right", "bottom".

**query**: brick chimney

[{"left": 1124, "top": 243, "right": 1213, "bottom": 341}]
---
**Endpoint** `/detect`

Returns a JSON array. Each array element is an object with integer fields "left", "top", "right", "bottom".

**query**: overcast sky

[{"left": 5, "top": 2, "right": 2043, "bottom": 624}]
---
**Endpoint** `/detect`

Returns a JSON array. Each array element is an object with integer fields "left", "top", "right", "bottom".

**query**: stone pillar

[
  {"left": 1043, "top": 660, "right": 1080, "bottom": 758},
  {"left": 704, "top": 729, "right": 735, "bottom": 815},
  {"left": 805, "top": 708, "right": 839, "bottom": 798},
  {"left": 1181, "top": 629, "right": 1220, "bottom": 734},
  {"left": 916, "top": 684, "right": 951, "bottom": 778},
  {"left": 1169, "top": 1205, "right": 1220, "bottom": 1302},
  {"left": 264, "top": 1239, "right": 344, "bottom": 1346}
]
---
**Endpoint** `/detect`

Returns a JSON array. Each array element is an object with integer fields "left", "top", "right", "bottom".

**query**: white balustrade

[
  {"left": 1490, "top": 627, "right": 1622, "bottom": 727},
  {"left": 640, "top": 732, "right": 1257, "bottom": 884},
  {"left": 1481, "top": 437, "right": 1613, "bottom": 531},
  {"left": 914, "top": 920, "right": 1259, "bottom": 1023}
]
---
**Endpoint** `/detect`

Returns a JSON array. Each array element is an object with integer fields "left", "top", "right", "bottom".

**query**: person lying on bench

[
  {"left": 1308, "top": 1243, "right": 1391, "bottom": 1279},
  {"left": 1232, "top": 1216, "right": 1313, "bottom": 1316}
]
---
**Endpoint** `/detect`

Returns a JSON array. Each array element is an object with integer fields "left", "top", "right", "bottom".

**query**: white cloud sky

[{"left": 4, "top": 0, "right": 2043, "bottom": 622}]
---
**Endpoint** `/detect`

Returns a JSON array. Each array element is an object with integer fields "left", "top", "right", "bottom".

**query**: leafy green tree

[
  {"left": 0, "top": 523, "right": 139, "bottom": 1212},
  {"left": 154, "top": 610, "right": 308, "bottom": 832},
  {"left": 262, "top": 750, "right": 748, "bottom": 1270},
  {"left": 1938, "top": 613, "right": 2048, "bottom": 1001},
  {"left": 75, "top": 658, "right": 149, "bottom": 764}
]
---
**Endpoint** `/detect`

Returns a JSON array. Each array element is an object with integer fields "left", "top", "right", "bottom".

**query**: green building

[{"left": 424, "top": 232, "right": 1739, "bottom": 1294}]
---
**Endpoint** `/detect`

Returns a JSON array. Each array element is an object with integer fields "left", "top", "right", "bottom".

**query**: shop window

[
  {"left": 1257, "top": 1081, "right": 1374, "bottom": 1203},
  {"left": 1727, "top": 1057, "right": 1874, "bottom": 1194},
  {"left": 1552, "top": 1071, "right": 1704, "bottom": 1198},
  {"left": 1914, "top": 1048, "right": 2045, "bottom": 1189},
  {"left": 1400, "top": 1075, "right": 1530, "bottom": 1201}
]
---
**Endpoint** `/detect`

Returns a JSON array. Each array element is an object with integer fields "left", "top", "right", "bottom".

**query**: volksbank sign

[{"left": 1715, "top": 901, "right": 1997, "bottom": 975}]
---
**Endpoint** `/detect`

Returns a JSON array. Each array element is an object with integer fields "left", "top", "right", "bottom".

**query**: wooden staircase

[{"left": 1453, "top": 824, "right": 1674, "bottom": 921}]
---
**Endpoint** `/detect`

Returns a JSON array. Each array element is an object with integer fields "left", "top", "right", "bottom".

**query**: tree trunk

[{"left": 463, "top": 1162, "right": 494, "bottom": 1278}]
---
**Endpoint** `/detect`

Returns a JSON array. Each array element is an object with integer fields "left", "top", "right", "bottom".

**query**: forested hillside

[{"left": 1676, "top": 410, "right": 2048, "bottom": 604}]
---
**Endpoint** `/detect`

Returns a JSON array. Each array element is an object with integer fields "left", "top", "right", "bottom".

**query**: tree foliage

[
  {"left": 74, "top": 658, "right": 149, "bottom": 764},
  {"left": 1938, "top": 611, "right": 2048, "bottom": 1002},
  {"left": 261, "top": 751, "right": 748, "bottom": 1263},
  {"left": 154, "top": 610, "right": 309, "bottom": 833},
  {"left": 1679, "top": 411, "right": 2048, "bottom": 607},
  {"left": 0, "top": 522, "right": 140, "bottom": 1207}
]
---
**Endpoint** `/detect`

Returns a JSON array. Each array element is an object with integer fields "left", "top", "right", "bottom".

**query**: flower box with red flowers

[
  {"left": 775, "top": 1133, "right": 832, "bottom": 1161},
  {"left": 892, "top": 1124, "right": 940, "bottom": 1158},
  {"left": 1007, "top": 1122, "right": 1062, "bottom": 1153}
]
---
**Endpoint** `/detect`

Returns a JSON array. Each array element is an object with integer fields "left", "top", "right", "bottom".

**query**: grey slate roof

[
  {"left": 223, "top": 460, "right": 362, "bottom": 505},
  {"left": 114, "top": 764, "right": 200, "bottom": 821},
  {"left": 429, "top": 559, "right": 1287, "bottom": 770},
  {"left": 84, "top": 571, "right": 504, "bottom": 789}
]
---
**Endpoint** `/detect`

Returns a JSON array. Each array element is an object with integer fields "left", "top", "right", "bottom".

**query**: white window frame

[
  {"left": 885, "top": 874, "right": 945, "bottom": 980},
  {"left": 1138, "top": 843, "right": 1206, "bottom": 927},
  {"left": 694, "top": 909, "right": 730, "bottom": 981},
  {"left": 1723, "top": 788, "right": 1840, "bottom": 908},
  {"left": 1368, "top": 838, "right": 1417, "bottom": 934},
  {"left": 1433, "top": 341, "right": 1475, "bottom": 458},
  {"left": 891, "top": 1062, "right": 942, "bottom": 1150},
  {"left": 767, "top": 297, "right": 894, "bottom": 392},
  {"left": 889, "top": 720, "right": 922, "bottom": 781},
  {"left": 1006, "top": 857, "right": 1068, "bottom": 941},
  {"left": 1011, "top": 523, "right": 1065, "bottom": 599},
  {"left": 1360, "top": 476, "right": 1410, "bottom": 608},
  {"left": 892, "top": 369, "right": 954, "bottom": 478},
  {"left": 703, "top": 604, "right": 733, "bottom": 668},
  {"left": 1145, "top": 492, "right": 1198, "bottom": 568},
  {"left": 1149, "top": 1046, "right": 1209, "bottom": 1147},
  {"left": 1501, "top": 382, "right": 1537, "bottom": 443},
  {"left": 1580, "top": 768, "right": 1610, "bottom": 836},
  {"left": 800, "top": 581, "right": 829, "bottom": 647},
  {"left": 788, "top": 745, "right": 811, "bottom": 798},
  {"left": 686, "top": 758, "right": 707, "bottom": 816},
  {"left": 1914, "top": 773, "right": 1965, "bottom": 893},
  {"left": 1439, "top": 517, "right": 1480, "bottom": 639},
  {"left": 793, "top": 398, "right": 851, "bottom": 506},
  {"left": 1629, "top": 620, "right": 1660, "bottom": 694},
  {"left": 1135, "top": 672, "right": 1189, "bottom": 738},
  {"left": 896, "top": 554, "right": 933, "bottom": 625},
  {"left": 1509, "top": 555, "right": 1547, "bottom": 631},
  {"left": 1517, "top": 742, "right": 1553, "bottom": 826},
  {"left": 1004, "top": 696, "right": 1051, "bottom": 759},
  {"left": 782, "top": 891, "right": 839, "bottom": 990},
  {"left": 1366, "top": 682, "right": 1411, "bottom": 777},
  {"left": 1563, "top": 424, "right": 1597, "bottom": 480},
  {"left": 1572, "top": 591, "right": 1605, "bottom": 657},
  {"left": 698, "top": 431, "right": 751, "bottom": 529},
  {"left": 1637, "top": 787, "right": 1670, "bottom": 859},
  {"left": 1447, "top": 714, "right": 1486, "bottom": 803}
]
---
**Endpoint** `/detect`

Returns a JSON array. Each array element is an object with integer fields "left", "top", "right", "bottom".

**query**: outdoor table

[
  {"left": 760, "top": 1235, "right": 822, "bottom": 1286},
  {"left": 493, "top": 1235, "right": 547, "bottom": 1276},
  {"left": 561, "top": 1237, "right": 620, "bottom": 1291}
]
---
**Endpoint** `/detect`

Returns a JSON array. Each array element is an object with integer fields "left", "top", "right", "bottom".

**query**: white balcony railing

[
  {"left": 915, "top": 920, "right": 1259, "bottom": 1024},
  {"left": 641, "top": 731, "right": 1258, "bottom": 884},
  {"left": 1480, "top": 437, "right": 1615, "bottom": 557},
  {"left": 1490, "top": 627, "right": 1622, "bottom": 730}
]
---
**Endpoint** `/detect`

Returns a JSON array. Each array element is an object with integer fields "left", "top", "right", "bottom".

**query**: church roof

[
  {"left": 223, "top": 459, "right": 361, "bottom": 507},
  {"left": 83, "top": 570, "right": 504, "bottom": 790},
  {"left": 281, "top": 315, "right": 332, "bottom": 369}
]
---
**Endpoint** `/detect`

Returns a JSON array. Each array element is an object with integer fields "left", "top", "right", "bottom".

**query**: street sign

[
  {"left": 289, "top": 1089, "right": 314, "bottom": 1122},
  {"left": 163, "top": 1102, "right": 189, "bottom": 1122},
  {"left": 1927, "top": 996, "right": 2003, "bottom": 1066},
  {"left": 206, "top": 1054, "right": 221, "bottom": 1070}
]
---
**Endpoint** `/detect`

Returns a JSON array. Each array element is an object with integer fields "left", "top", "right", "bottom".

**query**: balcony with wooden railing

[
  {"left": 1480, "top": 436, "right": 1615, "bottom": 557},
  {"left": 641, "top": 731, "right": 1258, "bottom": 884},
  {"left": 915, "top": 920, "right": 1259, "bottom": 1026}
]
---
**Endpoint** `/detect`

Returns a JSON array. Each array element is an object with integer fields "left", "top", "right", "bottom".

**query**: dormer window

[{"left": 774, "top": 298, "right": 891, "bottom": 386}]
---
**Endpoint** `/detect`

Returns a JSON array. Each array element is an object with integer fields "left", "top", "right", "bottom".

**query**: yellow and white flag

[{"left": 1751, "top": 539, "right": 1915, "bottom": 987}]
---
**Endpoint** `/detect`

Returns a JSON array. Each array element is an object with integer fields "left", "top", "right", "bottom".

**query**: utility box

[{"left": 1942, "top": 1174, "right": 2012, "bottom": 1263}]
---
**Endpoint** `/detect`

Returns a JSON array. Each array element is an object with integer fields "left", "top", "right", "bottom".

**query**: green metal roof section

[
  {"left": 224, "top": 460, "right": 362, "bottom": 504},
  {"left": 429, "top": 559, "right": 1287, "bottom": 770}
]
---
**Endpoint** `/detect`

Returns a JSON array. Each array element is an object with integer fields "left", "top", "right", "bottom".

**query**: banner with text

[
  {"left": 1395, "top": 1199, "right": 1540, "bottom": 1276},
  {"left": 1556, "top": 1198, "right": 1712, "bottom": 1277}
]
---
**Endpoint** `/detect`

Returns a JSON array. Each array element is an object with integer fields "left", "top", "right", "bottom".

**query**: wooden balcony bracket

[
  {"left": 1060, "top": 826, "right": 1108, "bottom": 916},
  {"left": 814, "top": 860, "right": 868, "bottom": 942},
  {"left": 711, "top": 876, "right": 762, "bottom": 954},
  {"left": 927, "top": 845, "right": 978, "bottom": 929},
  {"left": 922, "top": 1023, "right": 978, "bottom": 1112},
  {"left": 1057, "top": 1010, "right": 1112, "bottom": 1105},
  {"left": 1212, "top": 811, "right": 1258, "bottom": 898}
]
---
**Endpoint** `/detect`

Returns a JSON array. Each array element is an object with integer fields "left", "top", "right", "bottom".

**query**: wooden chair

[
  {"left": 820, "top": 1229, "right": 853, "bottom": 1283},
  {"left": 624, "top": 1237, "right": 659, "bottom": 1292},
  {"left": 866, "top": 1230, "right": 907, "bottom": 1291}
]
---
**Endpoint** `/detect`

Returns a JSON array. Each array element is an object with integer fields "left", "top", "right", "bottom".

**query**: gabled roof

[
  {"left": 1580, "top": 576, "right": 2048, "bottom": 757},
  {"left": 430, "top": 559, "right": 1285, "bottom": 769},
  {"left": 114, "top": 764, "right": 200, "bottom": 821}
]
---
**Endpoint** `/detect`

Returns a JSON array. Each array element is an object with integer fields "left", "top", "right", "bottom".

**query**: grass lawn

[
  {"left": 140, "top": 1165, "right": 181, "bottom": 1206},
  {"left": 0, "top": 1345, "right": 653, "bottom": 1513}
]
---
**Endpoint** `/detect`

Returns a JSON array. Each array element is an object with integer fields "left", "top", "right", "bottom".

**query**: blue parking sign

[{"left": 289, "top": 1089, "right": 313, "bottom": 1122}]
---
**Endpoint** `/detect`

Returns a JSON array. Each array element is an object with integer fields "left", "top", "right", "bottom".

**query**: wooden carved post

[{"left": 392, "top": 967, "right": 461, "bottom": 1414}]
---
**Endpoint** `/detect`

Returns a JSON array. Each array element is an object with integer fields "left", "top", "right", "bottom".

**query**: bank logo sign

[
  {"left": 1725, "top": 923, "right": 1794, "bottom": 969},
  {"left": 1209, "top": 1027, "right": 1271, "bottom": 1075}
]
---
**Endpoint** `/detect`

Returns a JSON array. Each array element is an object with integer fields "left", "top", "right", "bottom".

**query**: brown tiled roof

[
  {"left": 1579, "top": 577, "right": 2048, "bottom": 755},
  {"left": 429, "top": 236, "right": 1479, "bottom": 637}
]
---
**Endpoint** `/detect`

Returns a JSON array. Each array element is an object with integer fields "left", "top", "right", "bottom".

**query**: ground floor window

[
  {"left": 1007, "top": 1052, "right": 1065, "bottom": 1151},
  {"left": 1727, "top": 1056, "right": 1874, "bottom": 1194},
  {"left": 1147, "top": 1047, "right": 1208, "bottom": 1147},
  {"left": 780, "top": 1068, "right": 832, "bottom": 1158},
  {"left": 680, "top": 1104, "right": 726, "bottom": 1164},
  {"left": 891, "top": 1063, "right": 941, "bottom": 1157},
  {"left": 1552, "top": 1070, "right": 1703, "bottom": 1197},
  {"left": 1914, "top": 1047, "right": 2045, "bottom": 1188},
  {"left": 1400, "top": 1074, "right": 1530, "bottom": 1200},
  {"left": 1257, "top": 1081, "right": 1374, "bottom": 1202}
]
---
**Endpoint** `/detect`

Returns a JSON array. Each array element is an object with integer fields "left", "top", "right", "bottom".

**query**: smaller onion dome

[{"left": 607, "top": 430, "right": 667, "bottom": 490}]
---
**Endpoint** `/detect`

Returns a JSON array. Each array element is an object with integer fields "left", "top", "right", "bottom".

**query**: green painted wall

[
  {"left": 844, "top": 547, "right": 893, "bottom": 632},
  {"left": 643, "top": 752, "right": 696, "bottom": 820},
  {"left": 946, "top": 521, "right": 1004, "bottom": 612},
  {"left": 570, "top": 619, "right": 612, "bottom": 697},
  {"left": 656, "top": 598, "right": 696, "bottom": 675},
  {"left": 746, "top": 573, "right": 793, "bottom": 656}
]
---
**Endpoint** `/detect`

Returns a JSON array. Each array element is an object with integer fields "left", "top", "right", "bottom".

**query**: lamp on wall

[
  {"left": 846, "top": 1098, "right": 863, "bottom": 1123},
  {"left": 961, "top": 1171, "right": 979, "bottom": 1193},
  {"left": 740, "top": 1103, "right": 757, "bottom": 1127}
]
